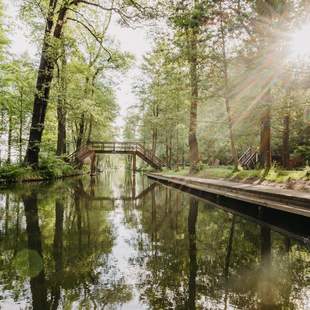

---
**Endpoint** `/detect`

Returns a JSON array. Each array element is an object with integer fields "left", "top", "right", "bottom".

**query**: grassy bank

[
  {"left": 161, "top": 165, "right": 310, "bottom": 184},
  {"left": 0, "top": 157, "right": 83, "bottom": 185}
]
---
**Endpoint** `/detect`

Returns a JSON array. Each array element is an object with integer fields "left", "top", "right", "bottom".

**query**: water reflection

[{"left": 0, "top": 171, "right": 309, "bottom": 309}]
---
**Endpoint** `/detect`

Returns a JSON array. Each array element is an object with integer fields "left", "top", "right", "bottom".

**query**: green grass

[{"left": 162, "top": 165, "right": 310, "bottom": 183}]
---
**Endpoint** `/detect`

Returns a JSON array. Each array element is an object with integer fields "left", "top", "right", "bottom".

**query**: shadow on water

[{"left": 0, "top": 171, "right": 309, "bottom": 309}]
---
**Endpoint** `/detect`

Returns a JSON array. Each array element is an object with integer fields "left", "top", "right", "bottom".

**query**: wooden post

[
  {"left": 90, "top": 152, "right": 96, "bottom": 176},
  {"left": 132, "top": 172, "right": 136, "bottom": 199},
  {"left": 132, "top": 153, "right": 136, "bottom": 173}
]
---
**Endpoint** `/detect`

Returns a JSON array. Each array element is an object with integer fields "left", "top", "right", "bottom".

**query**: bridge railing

[{"left": 87, "top": 141, "right": 164, "bottom": 167}]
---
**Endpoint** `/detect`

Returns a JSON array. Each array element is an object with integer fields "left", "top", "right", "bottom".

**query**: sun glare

[{"left": 288, "top": 23, "right": 310, "bottom": 61}]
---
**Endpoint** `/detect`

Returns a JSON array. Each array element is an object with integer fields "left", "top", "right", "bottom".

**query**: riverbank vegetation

[{"left": 0, "top": 157, "right": 81, "bottom": 184}]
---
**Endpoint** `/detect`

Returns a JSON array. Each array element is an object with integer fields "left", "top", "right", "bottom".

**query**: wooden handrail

[{"left": 79, "top": 141, "right": 165, "bottom": 168}]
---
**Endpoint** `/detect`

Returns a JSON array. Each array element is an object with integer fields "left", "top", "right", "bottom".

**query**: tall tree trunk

[
  {"left": 56, "top": 45, "right": 67, "bottom": 156},
  {"left": 282, "top": 100, "right": 290, "bottom": 169},
  {"left": 152, "top": 103, "right": 158, "bottom": 154},
  {"left": 24, "top": 2, "right": 69, "bottom": 167},
  {"left": 7, "top": 113, "right": 12, "bottom": 164},
  {"left": 152, "top": 127, "right": 157, "bottom": 155},
  {"left": 188, "top": 26, "right": 200, "bottom": 174},
  {"left": 165, "top": 135, "right": 169, "bottom": 168},
  {"left": 169, "top": 133, "right": 172, "bottom": 168},
  {"left": 87, "top": 116, "right": 93, "bottom": 144},
  {"left": 19, "top": 91, "right": 24, "bottom": 163},
  {"left": 259, "top": 92, "right": 272, "bottom": 170},
  {"left": 76, "top": 113, "right": 85, "bottom": 150},
  {"left": 220, "top": 4, "right": 239, "bottom": 170}
]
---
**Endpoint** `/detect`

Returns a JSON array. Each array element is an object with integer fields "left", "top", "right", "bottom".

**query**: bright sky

[{"left": 3, "top": 0, "right": 152, "bottom": 130}]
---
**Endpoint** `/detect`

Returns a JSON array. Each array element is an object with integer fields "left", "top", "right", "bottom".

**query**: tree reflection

[
  {"left": 22, "top": 191, "right": 49, "bottom": 310},
  {"left": 126, "top": 185, "right": 310, "bottom": 310},
  {"left": 187, "top": 198, "right": 198, "bottom": 310},
  {"left": 51, "top": 199, "right": 64, "bottom": 310},
  {"left": 0, "top": 177, "right": 132, "bottom": 308},
  {"left": 0, "top": 175, "right": 309, "bottom": 309}
]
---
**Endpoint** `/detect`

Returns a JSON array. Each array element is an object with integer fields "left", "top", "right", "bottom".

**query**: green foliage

[
  {"left": 0, "top": 156, "right": 77, "bottom": 184},
  {"left": 38, "top": 156, "right": 75, "bottom": 179},
  {"left": 294, "top": 145, "right": 310, "bottom": 162},
  {"left": 0, "top": 164, "right": 34, "bottom": 183}
]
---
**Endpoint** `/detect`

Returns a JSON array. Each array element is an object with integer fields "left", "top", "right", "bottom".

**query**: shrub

[
  {"left": 295, "top": 145, "right": 310, "bottom": 162},
  {"left": 0, "top": 164, "right": 34, "bottom": 183},
  {"left": 39, "top": 156, "right": 75, "bottom": 179}
]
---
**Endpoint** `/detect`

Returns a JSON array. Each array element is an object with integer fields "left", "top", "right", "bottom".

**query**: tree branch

[{"left": 67, "top": 17, "right": 112, "bottom": 61}]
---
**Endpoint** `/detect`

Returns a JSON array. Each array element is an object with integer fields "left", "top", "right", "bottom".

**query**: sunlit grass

[{"left": 162, "top": 165, "right": 310, "bottom": 184}]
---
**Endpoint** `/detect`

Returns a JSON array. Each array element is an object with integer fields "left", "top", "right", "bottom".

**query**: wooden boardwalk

[{"left": 147, "top": 173, "right": 310, "bottom": 218}]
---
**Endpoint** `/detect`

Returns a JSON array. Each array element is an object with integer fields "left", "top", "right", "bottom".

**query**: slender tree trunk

[
  {"left": 152, "top": 127, "right": 157, "bottom": 154},
  {"left": 56, "top": 45, "right": 67, "bottom": 156},
  {"left": 7, "top": 113, "right": 12, "bottom": 164},
  {"left": 282, "top": 100, "right": 290, "bottom": 169},
  {"left": 87, "top": 116, "right": 93, "bottom": 144},
  {"left": 19, "top": 92, "right": 24, "bottom": 163},
  {"left": 187, "top": 26, "right": 200, "bottom": 174},
  {"left": 259, "top": 91, "right": 272, "bottom": 170},
  {"left": 176, "top": 126, "right": 179, "bottom": 170},
  {"left": 76, "top": 113, "right": 85, "bottom": 150},
  {"left": 165, "top": 135, "right": 169, "bottom": 168},
  {"left": 169, "top": 133, "right": 172, "bottom": 168},
  {"left": 152, "top": 103, "right": 158, "bottom": 155},
  {"left": 24, "top": 2, "right": 69, "bottom": 167},
  {"left": 56, "top": 103, "right": 67, "bottom": 156},
  {"left": 220, "top": 7, "right": 239, "bottom": 170}
]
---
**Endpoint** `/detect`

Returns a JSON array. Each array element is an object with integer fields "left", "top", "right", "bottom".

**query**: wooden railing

[
  {"left": 87, "top": 141, "right": 164, "bottom": 169},
  {"left": 66, "top": 141, "right": 164, "bottom": 169},
  {"left": 239, "top": 147, "right": 258, "bottom": 169}
]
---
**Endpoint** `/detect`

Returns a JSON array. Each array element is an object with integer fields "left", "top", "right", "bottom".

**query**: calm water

[{"left": 0, "top": 171, "right": 309, "bottom": 309}]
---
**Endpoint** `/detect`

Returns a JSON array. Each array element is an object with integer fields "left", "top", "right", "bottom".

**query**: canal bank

[{"left": 146, "top": 173, "right": 310, "bottom": 218}]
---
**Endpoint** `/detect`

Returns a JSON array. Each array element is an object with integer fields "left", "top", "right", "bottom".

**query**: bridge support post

[
  {"left": 132, "top": 172, "right": 136, "bottom": 199},
  {"left": 90, "top": 152, "right": 96, "bottom": 176},
  {"left": 132, "top": 154, "right": 136, "bottom": 173}
]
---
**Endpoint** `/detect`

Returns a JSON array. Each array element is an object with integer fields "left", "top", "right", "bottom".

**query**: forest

[
  {"left": 1, "top": 0, "right": 310, "bottom": 182},
  {"left": 0, "top": 2, "right": 309, "bottom": 309}
]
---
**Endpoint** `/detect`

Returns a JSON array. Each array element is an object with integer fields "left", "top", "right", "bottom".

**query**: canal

[{"left": 0, "top": 171, "right": 309, "bottom": 309}]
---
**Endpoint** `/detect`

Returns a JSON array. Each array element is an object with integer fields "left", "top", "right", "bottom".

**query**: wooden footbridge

[{"left": 67, "top": 141, "right": 164, "bottom": 173}]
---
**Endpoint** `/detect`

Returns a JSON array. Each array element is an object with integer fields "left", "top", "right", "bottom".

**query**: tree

[{"left": 23, "top": 0, "right": 141, "bottom": 167}]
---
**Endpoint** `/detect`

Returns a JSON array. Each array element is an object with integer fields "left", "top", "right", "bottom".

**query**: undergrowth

[{"left": 0, "top": 156, "right": 79, "bottom": 184}]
